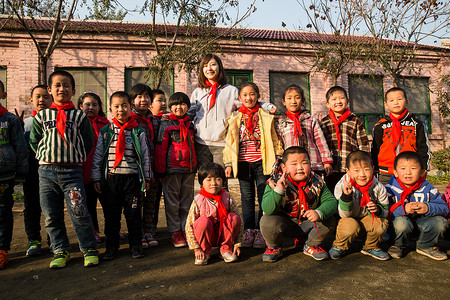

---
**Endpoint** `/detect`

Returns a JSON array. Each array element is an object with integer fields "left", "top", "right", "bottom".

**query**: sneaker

[
  {"left": 329, "top": 245, "right": 346, "bottom": 260},
  {"left": 387, "top": 245, "right": 404, "bottom": 259},
  {"left": 262, "top": 247, "right": 282, "bottom": 263},
  {"left": 0, "top": 250, "right": 9, "bottom": 269},
  {"left": 144, "top": 232, "right": 158, "bottom": 247},
  {"left": 171, "top": 231, "right": 187, "bottom": 248},
  {"left": 194, "top": 253, "right": 210, "bottom": 266},
  {"left": 84, "top": 249, "right": 100, "bottom": 267},
  {"left": 416, "top": 246, "right": 448, "bottom": 261},
  {"left": 253, "top": 230, "right": 266, "bottom": 249},
  {"left": 94, "top": 230, "right": 101, "bottom": 244},
  {"left": 241, "top": 229, "right": 255, "bottom": 248},
  {"left": 131, "top": 245, "right": 144, "bottom": 259},
  {"left": 26, "top": 240, "right": 42, "bottom": 257},
  {"left": 102, "top": 248, "right": 118, "bottom": 261},
  {"left": 303, "top": 245, "right": 329, "bottom": 261},
  {"left": 141, "top": 237, "right": 149, "bottom": 249},
  {"left": 361, "top": 248, "right": 390, "bottom": 261},
  {"left": 221, "top": 251, "right": 238, "bottom": 263},
  {"left": 293, "top": 236, "right": 305, "bottom": 249},
  {"left": 49, "top": 251, "right": 70, "bottom": 269}
]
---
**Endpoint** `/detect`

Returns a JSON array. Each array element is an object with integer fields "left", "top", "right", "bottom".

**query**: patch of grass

[
  {"left": 13, "top": 191, "right": 24, "bottom": 202},
  {"left": 426, "top": 175, "right": 450, "bottom": 185}
]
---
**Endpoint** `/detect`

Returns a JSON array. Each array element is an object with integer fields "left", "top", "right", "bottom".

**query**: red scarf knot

[
  {"left": 285, "top": 110, "right": 303, "bottom": 145},
  {"left": 168, "top": 113, "right": 190, "bottom": 144},
  {"left": 205, "top": 80, "right": 218, "bottom": 112},
  {"left": 50, "top": 102, "right": 75, "bottom": 145},
  {"left": 131, "top": 111, "right": 154, "bottom": 143},
  {"left": 350, "top": 176, "right": 379, "bottom": 225},
  {"left": 328, "top": 108, "right": 351, "bottom": 151},
  {"left": 31, "top": 110, "right": 38, "bottom": 117},
  {"left": 389, "top": 175, "right": 426, "bottom": 219},
  {"left": 389, "top": 108, "right": 408, "bottom": 151},
  {"left": 112, "top": 117, "right": 139, "bottom": 171},
  {"left": 198, "top": 188, "right": 227, "bottom": 244},
  {"left": 238, "top": 103, "right": 260, "bottom": 136},
  {"left": 0, "top": 104, "right": 8, "bottom": 116}
]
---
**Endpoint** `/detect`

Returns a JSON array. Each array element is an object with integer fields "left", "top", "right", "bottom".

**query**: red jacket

[{"left": 82, "top": 116, "right": 109, "bottom": 183}]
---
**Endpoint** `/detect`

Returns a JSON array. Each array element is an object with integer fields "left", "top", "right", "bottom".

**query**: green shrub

[
  {"left": 431, "top": 148, "right": 450, "bottom": 176},
  {"left": 13, "top": 191, "right": 24, "bottom": 202},
  {"left": 426, "top": 175, "right": 450, "bottom": 185}
]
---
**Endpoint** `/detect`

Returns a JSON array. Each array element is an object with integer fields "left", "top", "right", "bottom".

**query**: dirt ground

[{"left": 1, "top": 180, "right": 449, "bottom": 300}]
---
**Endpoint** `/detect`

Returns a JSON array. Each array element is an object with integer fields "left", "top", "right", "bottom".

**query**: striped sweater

[{"left": 29, "top": 108, "right": 94, "bottom": 164}]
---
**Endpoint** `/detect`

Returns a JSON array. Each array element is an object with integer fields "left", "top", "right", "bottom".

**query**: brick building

[{"left": 0, "top": 17, "right": 449, "bottom": 151}]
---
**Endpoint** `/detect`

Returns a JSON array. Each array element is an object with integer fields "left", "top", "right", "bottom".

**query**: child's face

[
  {"left": 110, "top": 96, "right": 131, "bottom": 123},
  {"left": 151, "top": 94, "right": 166, "bottom": 114},
  {"left": 48, "top": 74, "right": 75, "bottom": 105},
  {"left": 203, "top": 58, "right": 219, "bottom": 83},
  {"left": 394, "top": 158, "right": 426, "bottom": 188},
  {"left": 133, "top": 93, "right": 151, "bottom": 114},
  {"left": 282, "top": 89, "right": 303, "bottom": 113},
  {"left": 281, "top": 153, "right": 311, "bottom": 182},
  {"left": 30, "top": 87, "right": 52, "bottom": 112},
  {"left": 346, "top": 160, "right": 374, "bottom": 187},
  {"left": 80, "top": 96, "right": 100, "bottom": 119},
  {"left": 239, "top": 85, "right": 259, "bottom": 109},
  {"left": 385, "top": 90, "right": 408, "bottom": 117},
  {"left": 170, "top": 103, "right": 188, "bottom": 118},
  {"left": 202, "top": 174, "right": 223, "bottom": 195},
  {"left": 326, "top": 91, "right": 348, "bottom": 116}
]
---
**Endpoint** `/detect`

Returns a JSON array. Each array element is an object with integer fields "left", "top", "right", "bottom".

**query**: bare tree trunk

[{"left": 38, "top": 55, "right": 48, "bottom": 85}]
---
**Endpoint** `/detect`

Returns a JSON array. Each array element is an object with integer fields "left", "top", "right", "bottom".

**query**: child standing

[
  {"left": 223, "top": 82, "right": 283, "bottom": 249},
  {"left": 29, "top": 70, "right": 98, "bottom": 269},
  {"left": 386, "top": 151, "right": 449, "bottom": 260},
  {"left": 260, "top": 146, "right": 337, "bottom": 262},
  {"left": 329, "top": 150, "right": 390, "bottom": 260},
  {"left": 129, "top": 84, "right": 158, "bottom": 248},
  {"left": 371, "top": 87, "right": 431, "bottom": 185},
  {"left": 78, "top": 92, "right": 109, "bottom": 243},
  {"left": 92, "top": 91, "right": 151, "bottom": 260},
  {"left": 320, "top": 86, "right": 370, "bottom": 192},
  {"left": 0, "top": 80, "right": 29, "bottom": 268},
  {"left": 150, "top": 89, "right": 167, "bottom": 118},
  {"left": 23, "top": 85, "right": 52, "bottom": 256},
  {"left": 155, "top": 92, "right": 197, "bottom": 247},
  {"left": 185, "top": 163, "right": 243, "bottom": 265},
  {"left": 276, "top": 84, "right": 333, "bottom": 177}
]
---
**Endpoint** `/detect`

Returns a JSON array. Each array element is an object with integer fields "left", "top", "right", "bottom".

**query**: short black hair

[
  {"left": 346, "top": 150, "right": 373, "bottom": 169},
  {"left": 168, "top": 92, "right": 190, "bottom": 109},
  {"left": 48, "top": 70, "right": 75, "bottom": 90},
  {"left": 239, "top": 82, "right": 260, "bottom": 98},
  {"left": 0, "top": 80, "right": 4, "bottom": 93},
  {"left": 326, "top": 86, "right": 348, "bottom": 102},
  {"left": 385, "top": 87, "right": 407, "bottom": 101},
  {"left": 129, "top": 83, "right": 153, "bottom": 103},
  {"left": 78, "top": 92, "right": 106, "bottom": 117},
  {"left": 30, "top": 85, "right": 48, "bottom": 97},
  {"left": 198, "top": 162, "right": 226, "bottom": 186},
  {"left": 110, "top": 91, "right": 131, "bottom": 104},
  {"left": 282, "top": 146, "right": 310, "bottom": 164},
  {"left": 394, "top": 151, "right": 425, "bottom": 170},
  {"left": 152, "top": 89, "right": 165, "bottom": 96}
]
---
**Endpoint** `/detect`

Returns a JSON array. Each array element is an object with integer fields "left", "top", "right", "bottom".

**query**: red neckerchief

[
  {"left": 389, "top": 176, "right": 426, "bottom": 219},
  {"left": 31, "top": 110, "right": 38, "bottom": 117},
  {"left": 112, "top": 117, "right": 138, "bottom": 171},
  {"left": 238, "top": 103, "right": 260, "bottom": 136},
  {"left": 154, "top": 112, "right": 164, "bottom": 117},
  {"left": 89, "top": 115, "right": 108, "bottom": 137},
  {"left": 389, "top": 108, "right": 408, "bottom": 150},
  {"left": 50, "top": 102, "right": 75, "bottom": 145},
  {"left": 0, "top": 104, "right": 8, "bottom": 116},
  {"left": 285, "top": 110, "right": 303, "bottom": 144},
  {"left": 131, "top": 111, "right": 154, "bottom": 143},
  {"left": 168, "top": 113, "right": 189, "bottom": 144},
  {"left": 329, "top": 108, "right": 352, "bottom": 151},
  {"left": 205, "top": 80, "right": 218, "bottom": 112},
  {"left": 350, "top": 176, "right": 379, "bottom": 225},
  {"left": 199, "top": 188, "right": 227, "bottom": 244}
]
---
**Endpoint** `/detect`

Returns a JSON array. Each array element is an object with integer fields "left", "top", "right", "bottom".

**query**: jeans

[
  {"left": 0, "top": 179, "right": 15, "bottom": 250},
  {"left": 392, "top": 215, "right": 449, "bottom": 249},
  {"left": 39, "top": 165, "right": 96, "bottom": 253},
  {"left": 238, "top": 161, "right": 269, "bottom": 230},
  {"left": 23, "top": 157, "right": 42, "bottom": 241}
]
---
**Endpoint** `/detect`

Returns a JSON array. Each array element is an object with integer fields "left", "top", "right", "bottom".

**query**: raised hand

[{"left": 342, "top": 174, "right": 353, "bottom": 195}]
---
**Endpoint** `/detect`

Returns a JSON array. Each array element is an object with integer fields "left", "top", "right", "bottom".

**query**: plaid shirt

[
  {"left": 321, "top": 113, "right": 369, "bottom": 172},
  {"left": 275, "top": 111, "right": 333, "bottom": 171}
]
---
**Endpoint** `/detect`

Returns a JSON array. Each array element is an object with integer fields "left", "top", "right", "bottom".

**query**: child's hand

[
  {"left": 145, "top": 182, "right": 151, "bottom": 192},
  {"left": 324, "top": 163, "right": 333, "bottom": 176},
  {"left": 225, "top": 166, "right": 233, "bottom": 178},
  {"left": 303, "top": 210, "right": 320, "bottom": 222},
  {"left": 315, "top": 112, "right": 323, "bottom": 123},
  {"left": 270, "top": 106, "right": 277, "bottom": 114},
  {"left": 195, "top": 248, "right": 206, "bottom": 260},
  {"left": 411, "top": 202, "right": 429, "bottom": 214},
  {"left": 94, "top": 182, "right": 102, "bottom": 194},
  {"left": 342, "top": 174, "right": 353, "bottom": 195},
  {"left": 233, "top": 244, "right": 241, "bottom": 257},
  {"left": 366, "top": 201, "right": 378, "bottom": 213},
  {"left": 404, "top": 202, "right": 415, "bottom": 214},
  {"left": 276, "top": 170, "right": 288, "bottom": 191}
]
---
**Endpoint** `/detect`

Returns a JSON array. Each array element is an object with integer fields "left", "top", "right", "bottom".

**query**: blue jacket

[{"left": 386, "top": 176, "right": 449, "bottom": 218}]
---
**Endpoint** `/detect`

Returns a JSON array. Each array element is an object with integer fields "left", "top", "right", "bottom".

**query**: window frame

[
  {"left": 0, "top": 66, "right": 6, "bottom": 107},
  {"left": 124, "top": 68, "right": 175, "bottom": 96},
  {"left": 224, "top": 69, "right": 253, "bottom": 87},
  {"left": 269, "top": 71, "right": 311, "bottom": 113}
]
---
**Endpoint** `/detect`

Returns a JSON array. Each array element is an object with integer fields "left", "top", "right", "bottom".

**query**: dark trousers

[
  {"left": 23, "top": 159, "right": 42, "bottom": 242},
  {"left": 85, "top": 182, "right": 101, "bottom": 231},
  {"left": 0, "top": 179, "right": 15, "bottom": 251},
  {"left": 102, "top": 174, "right": 142, "bottom": 250},
  {"left": 237, "top": 161, "right": 269, "bottom": 230},
  {"left": 142, "top": 180, "right": 163, "bottom": 234}
]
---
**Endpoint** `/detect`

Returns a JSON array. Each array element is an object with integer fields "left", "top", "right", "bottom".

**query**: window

[
  {"left": 125, "top": 68, "right": 174, "bottom": 98},
  {"left": 269, "top": 72, "right": 310, "bottom": 114},
  {"left": 0, "top": 67, "right": 6, "bottom": 107},
  {"left": 398, "top": 77, "right": 431, "bottom": 133},
  {"left": 225, "top": 70, "right": 253, "bottom": 88},
  {"left": 348, "top": 74, "right": 384, "bottom": 135},
  {"left": 57, "top": 68, "right": 107, "bottom": 110}
]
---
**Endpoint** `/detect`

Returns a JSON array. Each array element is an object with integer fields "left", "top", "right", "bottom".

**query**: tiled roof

[{"left": 0, "top": 16, "right": 445, "bottom": 50}]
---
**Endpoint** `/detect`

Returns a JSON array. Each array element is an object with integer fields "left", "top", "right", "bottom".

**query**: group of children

[{"left": 0, "top": 52, "right": 449, "bottom": 270}]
